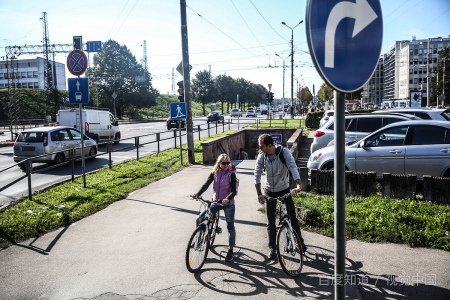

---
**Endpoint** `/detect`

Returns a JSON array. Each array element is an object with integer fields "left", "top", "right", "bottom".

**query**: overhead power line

[
  {"left": 249, "top": 0, "right": 288, "bottom": 43},
  {"left": 230, "top": 0, "right": 268, "bottom": 56},
  {"left": 105, "top": 0, "right": 130, "bottom": 40},
  {"left": 186, "top": 5, "right": 267, "bottom": 64},
  {"left": 112, "top": 0, "right": 140, "bottom": 39}
]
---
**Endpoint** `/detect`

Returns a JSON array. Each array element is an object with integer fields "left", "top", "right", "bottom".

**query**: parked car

[
  {"left": 261, "top": 109, "right": 268, "bottom": 115},
  {"left": 308, "top": 120, "right": 450, "bottom": 179},
  {"left": 166, "top": 116, "right": 185, "bottom": 130},
  {"left": 13, "top": 126, "right": 98, "bottom": 169},
  {"left": 246, "top": 109, "right": 256, "bottom": 117},
  {"left": 56, "top": 108, "right": 120, "bottom": 144},
  {"left": 310, "top": 113, "right": 422, "bottom": 153},
  {"left": 207, "top": 111, "right": 224, "bottom": 123},
  {"left": 319, "top": 110, "right": 350, "bottom": 128},
  {"left": 230, "top": 108, "right": 243, "bottom": 117},
  {"left": 256, "top": 108, "right": 261, "bottom": 114},
  {"left": 272, "top": 108, "right": 278, "bottom": 112},
  {"left": 373, "top": 107, "right": 450, "bottom": 121}
]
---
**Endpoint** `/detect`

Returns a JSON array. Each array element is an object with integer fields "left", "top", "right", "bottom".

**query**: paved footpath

[{"left": 0, "top": 160, "right": 449, "bottom": 300}]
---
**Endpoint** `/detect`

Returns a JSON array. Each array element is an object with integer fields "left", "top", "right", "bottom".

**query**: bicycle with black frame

[
  {"left": 265, "top": 192, "right": 304, "bottom": 277},
  {"left": 185, "top": 196, "right": 222, "bottom": 273}
]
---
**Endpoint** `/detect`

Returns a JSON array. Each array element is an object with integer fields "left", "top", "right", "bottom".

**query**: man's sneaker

[
  {"left": 267, "top": 248, "right": 277, "bottom": 260},
  {"left": 225, "top": 249, "right": 234, "bottom": 262},
  {"left": 215, "top": 226, "right": 222, "bottom": 234}
]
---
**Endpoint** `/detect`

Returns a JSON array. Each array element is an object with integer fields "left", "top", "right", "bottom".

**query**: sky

[{"left": 0, "top": 0, "right": 449, "bottom": 101}]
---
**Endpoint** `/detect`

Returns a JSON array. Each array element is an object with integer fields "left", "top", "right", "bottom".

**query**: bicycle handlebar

[
  {"left": 264, "top": 192, "right": 292, "bottom": 202},
  {"left": 191, "top": 196, "right": 223, "bottom": 204}
]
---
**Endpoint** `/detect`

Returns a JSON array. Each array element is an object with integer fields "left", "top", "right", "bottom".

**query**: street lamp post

[
  {"left": 282, "top": 20, "right": 303, "bottom": 118},
  {"left": 276, "top": 53, "right": 291, "bottom": 116}
]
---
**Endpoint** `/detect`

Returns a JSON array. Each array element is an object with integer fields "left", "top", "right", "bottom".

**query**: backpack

[{"left": 263, "top": 145, "right": 288, "bottom": 170}]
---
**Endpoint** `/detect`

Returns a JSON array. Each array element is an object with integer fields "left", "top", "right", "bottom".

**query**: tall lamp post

[
  {"left": 276, "top": 53, "right": 291, "bottom": 116},
  {"left": 282, "top": 20, "right": 303, "bottom": 118}
]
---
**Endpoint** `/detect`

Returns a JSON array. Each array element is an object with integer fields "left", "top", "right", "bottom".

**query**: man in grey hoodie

[{"left": 254, "top": 134, "right": 306, "bottom": 259}]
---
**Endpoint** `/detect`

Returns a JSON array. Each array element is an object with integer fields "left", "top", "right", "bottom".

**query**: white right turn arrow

[{"left": 325, "top": 0, "right": 378, "bottom": 68}]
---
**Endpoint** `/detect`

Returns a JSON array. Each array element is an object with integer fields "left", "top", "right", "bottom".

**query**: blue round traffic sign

[
  {"left": 67, "top": 50, "right": 88, "bottom": 76},
  {"left": 306, "top": 0, "right": 383, "bottom": 92}
]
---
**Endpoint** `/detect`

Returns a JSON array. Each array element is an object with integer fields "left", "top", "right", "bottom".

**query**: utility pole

[
  {"left": 180, "top": 0, "right": 195, "bottom": 164},
  {"left": 427, "top": 38, "right": 431, "bottom": 107}
]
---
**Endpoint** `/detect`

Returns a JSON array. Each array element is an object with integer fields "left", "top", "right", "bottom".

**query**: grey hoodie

[{"left": 254, "top": 145, "right": 300, "bottom": 193}]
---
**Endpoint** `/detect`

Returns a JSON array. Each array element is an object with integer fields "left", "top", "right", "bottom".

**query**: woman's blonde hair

[{"left": 213, "top": 153, "right": 231, "bottom": 173}]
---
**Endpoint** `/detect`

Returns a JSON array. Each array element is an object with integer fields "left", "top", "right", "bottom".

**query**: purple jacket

[{"left": 196, "top": 164, "right": 237, "bottom": 206}]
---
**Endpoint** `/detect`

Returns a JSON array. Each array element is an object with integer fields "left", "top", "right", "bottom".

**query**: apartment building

[
  {"left": 362, "top": 54, "right": 385, "bottom": 105},
  {"left": 0, "top": 57, "right": 66, "bottom": 90}
]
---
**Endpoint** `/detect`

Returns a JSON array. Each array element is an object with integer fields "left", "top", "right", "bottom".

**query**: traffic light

[
  {"left": 73, "top": 36, "right": 82, "bottom": 50},
  {"left": 268, "top": 92, "right": 274, "bottom": 102},
  {"left": 177, "top": 81, "right": 184, "bottom": 102}
]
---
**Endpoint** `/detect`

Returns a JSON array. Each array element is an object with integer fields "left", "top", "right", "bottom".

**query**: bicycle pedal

[{"left": 216, "top": 227, "right": 222, "bottom": 234}]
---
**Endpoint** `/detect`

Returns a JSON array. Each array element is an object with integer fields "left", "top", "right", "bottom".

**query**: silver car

[
  {"left": 373, "top": 107, "right": 450, "bottom": 121},
  {"left": 310, "top": 113, "right": 422, "bottom": 154},
  {"left": 230, "top": 108, "right": 243, "bottom": 117},
  {"left": 319, "top": 110, "right": 349, "bottom": 128},
  {"left": 308, "top": 120, "right": 450, "bottom": 179},
  {"left": 13, "top": 126, "right": 98, "bottom": 168}
]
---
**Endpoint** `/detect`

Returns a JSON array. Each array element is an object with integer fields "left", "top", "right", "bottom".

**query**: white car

[
  {"left": 373, "top": 107, "right": 450, "bottom": 121},
  {"left": 308, "top": 120, "right": 450, "bottom": 179},
  {"left": 246, "top": 110, "right": 256, "bottom": 117},
  {"left": 310, "top": 113, "right": 421, "bottom": 153},
  {"left": 230, "top": 108, "right": 243, "bottom": 117},
  {"left": 319, "top": 110, "right": 349, "bottom": 128}
]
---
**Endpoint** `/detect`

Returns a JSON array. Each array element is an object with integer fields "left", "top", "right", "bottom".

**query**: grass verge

[
  {"left": 0, "top": 130, "right": 235, "bottom": 248},
  {"left": 249, "top": 119, "right": 305, "bottom": 129},
  {"left": 292, "top": 192, "right": 450, "bottom": 251}
]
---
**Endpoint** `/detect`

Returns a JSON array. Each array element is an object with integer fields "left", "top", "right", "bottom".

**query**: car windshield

[{"left": 17, "top": 132, "right": 45, "bottom": 143}]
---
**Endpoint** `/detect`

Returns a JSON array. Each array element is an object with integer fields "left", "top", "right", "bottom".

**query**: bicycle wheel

[
  {"left": 209, "top": 211, "right": 220, "bottom": 247},
  {"left": 276, "top": 224, "right": 304, "bottom": 277},
  {"left": 186, "top": 226, "right": 209, "bottom": 273}
]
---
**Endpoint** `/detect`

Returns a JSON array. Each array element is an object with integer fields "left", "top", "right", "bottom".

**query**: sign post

[
  {"left": 67, "top": 49, "right": 89, "bottom": 188},
  {"left": 306, "top": 1, "right": 382, "bottom": 299}
]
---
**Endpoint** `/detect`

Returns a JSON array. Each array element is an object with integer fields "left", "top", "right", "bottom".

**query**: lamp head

[{"left": 281, "top": 22, "right": 286, "bottom": 25}]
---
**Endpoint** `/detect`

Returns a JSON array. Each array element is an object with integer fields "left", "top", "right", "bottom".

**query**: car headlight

[{"left": 309, "top": 152, "right": 322, "bottom": 162}]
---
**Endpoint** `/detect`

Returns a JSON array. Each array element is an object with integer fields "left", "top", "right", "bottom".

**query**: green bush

[{"left": 305, "top": 111, "right": 323, "bottom": 129}]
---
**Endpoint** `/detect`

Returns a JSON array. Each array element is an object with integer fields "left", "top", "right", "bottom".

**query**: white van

[{"left": 56, "top": 108, "right": 121, "bottom": 144}]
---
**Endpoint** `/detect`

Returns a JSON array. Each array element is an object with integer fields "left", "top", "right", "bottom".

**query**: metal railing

[{"left": 0, "top": 118, "right": 264, "bottom": 202}]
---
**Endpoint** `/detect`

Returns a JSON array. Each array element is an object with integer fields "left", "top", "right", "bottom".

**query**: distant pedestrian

[{"left": 236, "top": 148, "right": 248, "bottom": 160}]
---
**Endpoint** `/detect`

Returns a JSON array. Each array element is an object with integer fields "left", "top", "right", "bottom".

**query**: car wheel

[
  {"left": 54, "top": 153, "right": 65, "bottom": 165},
  {"left": 113, "top": 133, "right": 120, "bottom": 144},
  {"left": 89, "top": 147, "right": 97, "bottom": 159},
  {"left": 322, "top": 162, "right": 334, "bottom": 170}
]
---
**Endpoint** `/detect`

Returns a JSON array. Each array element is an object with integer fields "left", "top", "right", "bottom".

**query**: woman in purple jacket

[{"left": 191, "top": 153, "right": 237, "bottom": 262}]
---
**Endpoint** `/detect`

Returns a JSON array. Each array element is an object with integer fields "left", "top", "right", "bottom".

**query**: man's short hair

[
  {"left": 239, "top": 148, "right": 243, "bottom": 152},
  {"left": 258, "top": 134, "right": 273, "bottom": 147}
]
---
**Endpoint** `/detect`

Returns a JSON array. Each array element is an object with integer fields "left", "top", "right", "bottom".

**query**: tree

[
  {"left": 214, "top": 74, "right": 236, "bottom": 114},
  {"left": 317, "top": 83, "right": 334, "bottom": 102},
  {"left": 345, "top": 88, "right": 363, "bottom": 100},
  {"left": 300, "top": 87, "right": 313, "bottom": 107},
  {"left": 191, "top": 70, "right": 213, "bottom": 115},
  {"left": 86, "top": 40, "right": 159, "bottom": 118},
  {"left": 431, "top": 47, "right": 450, "bottom": 107}
]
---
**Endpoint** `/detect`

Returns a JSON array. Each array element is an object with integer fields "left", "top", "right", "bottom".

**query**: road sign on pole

[
  {"left": 170, "top": 102, "right": 186, "bottom": 120},
  {"left": 306, "top": 0, "right": 383, "bottom": 92},
  {"left": 67, "top": 50, "right": 88, "bottom": 76},
  {"left": 176, "top": 61, "right": 192, "bottom": 76},
  {"left": 86, "top": 41, "right": 102, "bottom": 53},
  {"left": 268, "top": 84, "right": 272, "bottom": 91},
  {"left": 68, "top": 78, "right": 89, "bottom": 104}
]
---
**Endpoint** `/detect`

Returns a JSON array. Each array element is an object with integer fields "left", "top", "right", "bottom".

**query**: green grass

[
  {"left": 0, "top": 130, "right": 235, "bottom": 248},
  {"left": 249, "top": 119, "right": 305, "bottom": 129},
  {"left": 292, "top": 192, "right": 450, "bottom": 251}
]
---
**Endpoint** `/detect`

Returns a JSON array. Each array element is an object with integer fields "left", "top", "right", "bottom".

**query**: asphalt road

[{"left": 0, "top": 115, "right": 268, "bottom": 208}]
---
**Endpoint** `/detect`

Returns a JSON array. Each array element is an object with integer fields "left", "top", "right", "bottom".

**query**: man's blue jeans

[{"left": 196, "top": 203, "right": 236, "bottom": 247}]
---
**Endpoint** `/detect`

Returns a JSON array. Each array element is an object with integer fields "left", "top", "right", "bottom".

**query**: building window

[
  {"left": 424, "top": 68, "right": 427, "bottom": 74},
  {"left": 27, "top": 71, "right": 32, "bottom": 78},
  {"left": 28, "top": 82, "right": 34, "bottom": 88},
  {"left": 410, "top": 79, "right": 413, "bottom": 84},
  {"left": 33, "top": 71, "right": 38, "bottom": 78},
  {"left": 433, "top": 48, "right": 437, "bottom": 54},
  {"left": 419, "top": 58, "right": 422, "bottom": 64},
  {"left": 419, "top": 49, "right": 423, "bottom": 55},
  {"left": 21, "top": 72, "right": 26, "bottom": 78},
  {"left": 414, "top": 78, "right": 418, "bottom": 84},
  {"left": 410, "top": 59, "right": 413, "bottom": 65},
  {"left": 424, "top": 48, "right": 427, "bottom": 54},
  {"left": 438, "top": 47, "right": 442, "bottom": 53},
  {"left": 0, "top": 73, "right": 3, "bottom": 79},
  {"left": 414, "top": 58, "right": 418, "bottom": 65},
  {"left": 424, "top": 78, "right": 427, "bottom": 83},
  {"left": 34, "top": 82, "right": 39, "bottom": 88},
  {"left": 419, "top": 68, "right": 422, "bottom": 74},
  {"left": 380, "top": 78, "right": 383, "bottom": 83},
  {"left": 414, "top": 49, "right": 418, "bottom": 55},
  {"left": 414, "top": 68, "right": 418, "bottom": 74},
  {"left": 433, "top": 57, "right": 437, "bottom": 63},
  {"left": 409, "top": 49, "right": 413, "bottom": 55}
]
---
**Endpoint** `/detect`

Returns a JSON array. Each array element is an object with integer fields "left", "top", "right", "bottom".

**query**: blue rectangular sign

[
  {"left": 68, "top": 78, "right": 89, "bottom": 104},
  {"left": 270, "top": 134, "right": 282, "bottom": 144},
  {"left": 86, "top": 41, "right": 102, "bottom": 53},
  {"left": 170, "top": 103, "right": 186, "bottom": 119}
]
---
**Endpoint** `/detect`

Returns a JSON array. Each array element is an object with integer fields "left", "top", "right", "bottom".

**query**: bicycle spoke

[{"left": 277, "top": 225, "right": 303, "bottom": 277}]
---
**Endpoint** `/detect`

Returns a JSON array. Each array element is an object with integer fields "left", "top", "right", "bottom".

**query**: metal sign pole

[
  {"left": 79, "top": 102, "right": 86, "bottom": 188},
  {"left": 334, "top": 90, "right": 346, "bottom": 299}
]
